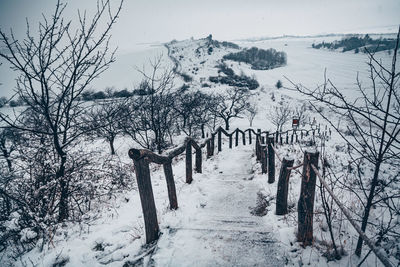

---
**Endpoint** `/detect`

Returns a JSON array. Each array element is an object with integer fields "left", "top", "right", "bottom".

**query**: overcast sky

[
  {"left": 0, "top": 0, "right": 399, "bottom": 97},
  {"left": 0, "top": 0, "right": 399, "bottom": 49}
]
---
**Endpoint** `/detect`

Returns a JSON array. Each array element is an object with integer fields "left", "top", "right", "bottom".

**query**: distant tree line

[
  {"left": 223, "top": 47, "right": 287, "bottom": 70},
  {"left": 312, "top": 34, "right": 399, "bottom": 53},
  {"left": 0, "top": 86, "right": 156, "bottom": 108}
]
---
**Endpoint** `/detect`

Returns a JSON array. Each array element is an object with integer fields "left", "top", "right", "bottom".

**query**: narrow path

[{"left": 150, "top": 146, "right": 284, "bottom": 266}]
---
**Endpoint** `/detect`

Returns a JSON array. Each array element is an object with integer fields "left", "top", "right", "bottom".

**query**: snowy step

[{"left": 151, "top": 227, "right": 283, "bottom": 267}]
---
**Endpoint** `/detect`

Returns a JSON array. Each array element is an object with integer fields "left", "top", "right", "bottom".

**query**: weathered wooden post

[
  {"left": 218, "top": 128, "right": 222, "bottom": 152},
  {"left": 275, "top": 131, "right": 279, "bottom": 143},
  {"left": 280, "top": 136, "right": 283, "bottom": 145},
  {"left": 276, "top": 157, "right": 294, "bottom": 215},
  {"left": 210, "top": 134, "right": 215, "bottom": 156},
  {"left": 296, "top": 133, "right": 299, "bottom": 143},
  {"left": 261, "top": 136, "right": 265, "bottom": 144},
  {"left": 291, "top": 133, "right": 294, "bottom": 144},
  {"left": 235, "top": 129, "right": 239, "bottom": 147},
  {"left": 242, "top": 131, "right": 246, "bottom": 145},
  {"left": 255, "top": 135, "right": 261, "bottom": 161},
  {"left": 186, "top": 140, "right": 193, "bottom": 183},
  {"left": 195, "top": 147, "right": 202, "bottom": 173},
  {"left": 261, "top": 145, "right": 267, "bottom": 174},
  {"left": 163, "top": 161, "right": 178, "bottom": 210},
  {"left": 301, "top": 131, "right": 304, "bottom": 139},
  {"left": 129, "top": 149, "right": 159, "bottom": 244},
  {"left": 267, "top": 137, "right": 275, "bottom": 183},
  {"left": 229, "top": 134, "right": 233, "bottom": 149},
  {"left": 297, "top": 150, "right": 319, "bottom": 246},
  {"left": 248, "top": 130, "right": 252, "bottom": 144},
  {"left": 206, "top": 139, "right": 211, "bottom": 158},
  {"left": 286, "top": 133, "right": 289, "bottom": 144}
]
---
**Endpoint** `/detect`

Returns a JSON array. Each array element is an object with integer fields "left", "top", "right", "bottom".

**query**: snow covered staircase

[{"left": 150, "top": 146, "right": 284, "bottom": 266}]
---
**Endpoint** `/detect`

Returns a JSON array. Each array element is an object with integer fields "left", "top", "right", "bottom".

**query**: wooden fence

[{"left": 128, "top": 125, "right": 327, "bottom": 244}]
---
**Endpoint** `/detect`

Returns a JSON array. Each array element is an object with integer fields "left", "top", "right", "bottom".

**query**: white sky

[
  {"left": 0, "top": 0, "right": 399, "bottom": 97},
  {"left": 0, "top": 0, "right": 399, "bottom": 48}
]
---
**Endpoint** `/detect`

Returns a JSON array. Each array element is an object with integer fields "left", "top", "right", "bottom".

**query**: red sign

[{"left": 292, "top": 118, "right": 299, "bottom": 126}]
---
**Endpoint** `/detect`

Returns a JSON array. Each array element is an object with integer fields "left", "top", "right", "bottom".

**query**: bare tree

[
  {"left": 84, "top": 98, "right": 127, "bottom": 155},
  {"left": 293, "top": 103, "right": 309, "bottom": 127},
  {"left": 212, "top": 87, "right": 251, "bottom": 130},
  {"left": 245, "top": 104, "right": 258, "bottom": 127},
  {"left": 0, "top": 0, "right": 123, "bottom": 221},
  {"left": 268, "top": 103, "right": 291, "bottom": 131},
  {"left": 122, "top": 56, "right": 176, "bottom": 153},
  {"left": 288, "top": 27, "right": 400, "bottom": 257},
  {"left": 175, "top": 90, "right": 216, "bottom": 137}
]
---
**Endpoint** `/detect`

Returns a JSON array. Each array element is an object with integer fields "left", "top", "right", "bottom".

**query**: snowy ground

[{"left": 152, "top": 145, "right": 283, "bottom": 266}]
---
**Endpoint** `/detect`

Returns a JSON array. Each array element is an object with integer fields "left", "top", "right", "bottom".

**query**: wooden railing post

[
  {"left": 128, "top": 149, "right": 159, "bottom": 244},
  {"left": 242, "top": 131, "right": 246, "bottom": 145},
  {"left": 255, "top": 135, "right": 261, "bottom": 161},
  {"left": 186, "top": 140, "right": 193, "bottom": 183},
  {"left": 261, "top": 145, "right": 267, "bottom": 174},
  {"left": 276, "top": 157, "right": 294, "bottom": 215},
  {"left": 235, "top": 129, "right": 239, "bottom": 147},
  {"left": 229, "top": 134, "right": 233, "bottom": 148},
  {"left": 248, "top": 130, "right": 252, "bottom": 144},
  {"left": 218, "top": 128, "right": 222, "bottom": 152},
  {"left": 206, "top": 139, "right": 211, "bottom": 158},
  {"left": 163, "top": 161, "right": 178, "bottom": 210},
  {"left": 275, "top": 131, "right": 279, "bottom": 143},
  {"left": 210, "top": 134, "right": 215, "bottom": 156},
  {"left": 261, "top": 136, "right": 265, "bottom": 144},
  {"left": 267, "top": 137, "right": 275, "bottom": 184},
  {"left": 291, "top": 133, "right": 294, "bottom": 144},
  {"left": 195, "top": 148, "right": 202, "bottom": 173},
  {"left": 297, "top": 150, "right": 319, "bottom": 246}
]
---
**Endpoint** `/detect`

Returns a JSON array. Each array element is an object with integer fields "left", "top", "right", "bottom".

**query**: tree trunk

[
  {"left": 355, "top": 160, "right": 382, "bottom": 256},
  {"left": 109, "top": 136, "right": 116, "bottom": 155},
  {"left": 58, "top": 155, "right": 68, "bottom": 222},
  {"left": 224, "top": 119, "right": 230, "bottom": 131}
]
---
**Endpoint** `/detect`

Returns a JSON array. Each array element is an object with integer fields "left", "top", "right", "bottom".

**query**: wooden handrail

[{"left": 129, "top": 125, "right": 328, "bottom": 245}]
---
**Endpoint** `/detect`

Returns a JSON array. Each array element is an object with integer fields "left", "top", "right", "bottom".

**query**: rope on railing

[
  {"left": 311, "top": 164, "right": 393, "bottom": 267},
  {"left": 287, "top": 163, "right": 303, "bottom": 171}
]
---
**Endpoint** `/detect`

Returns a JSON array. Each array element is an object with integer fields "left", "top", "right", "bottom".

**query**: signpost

[{"left": 292, "top": 118, "right": 299, "bottom": 129}]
